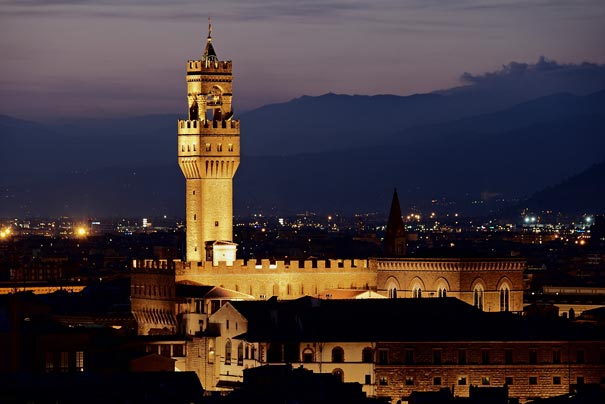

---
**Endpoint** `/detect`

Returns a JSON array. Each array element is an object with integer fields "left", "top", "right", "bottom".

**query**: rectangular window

[
  {"left": 379, "top": 377, "right": 388, "bottom": 386},
  {"left": 226, "top": 320, "right": 230, "bottom": 330},
  {"left": 45, "top": 352, "right": 54, "bottom": 373},
  {"left": 433, "top": 349, "right": 442, "bottom": 365},
  {"left": 173, "top": 344, "right": 184, "bottom": 357},
  {"left": 529, "top": 350, "right": 538, "bottom": 364},
  {"left": 160, "top": 345, "right": 171, "bottom": 357},
  {"left": 458, "top": 376, "right": 467, "bottom": 386},
  {"left": 60, "top": 351, "right": 69, "bottom": 372},
  {"left": 577, "top": 376, "right": 584, "bottom": 385},
  {"left": 365, "top": 374, "right": 371, "bottom": 385},
  {"left": 481, "top": 350, "right": 490, "bottom": 365},
  {"left": 577, "top": 350, "right": 585, "bottom": 364},
  {"left": 458, "top": 349, "right": 467, "bottom": 365},
  {"left": 217, "top": 144, "right": 223, "bottom": 152},
  {"left": 378, "top": 349, "right": 389, "bottom": 365},
  {"left": 205, "top": 143, "right": 211, "bottom": 152},
  {"left": 433, "top": 377, "right": 442, "bottom": 386},
  {"left": 553, "top": 350, "right": 561, "bottom": 364},
  {"left": 228, "top": 144, "right": 233, "bottom": 152},
  {"left": 505, "top": 377, "right": 514, "bottom": 385},
  {"left": 553, "top": 376, "right": 561, "bottom": 385},
  {"left": 75, "top": 351, "right": 84, "bottom": 372},
  {"left": 529, "top": 377, "right": 538, "bottom": 385},
  {"left": 505, "top": 349, "right": 513, "bottom": 364},
  {"left": 405, "top": 349, "right": 414, "bottom": 365},
  {"left": 482, "top": 376, "right": 490, "bottom": 385},
  {"left": 405, "top": 376, "right": 414, "bottom": 386}
]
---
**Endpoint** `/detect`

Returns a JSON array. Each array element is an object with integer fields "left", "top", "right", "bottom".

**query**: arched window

[
  {"left": 388, "top": 286, "right": 397, "bottom": 299},
  {"left": 225, "top": 340, "right": 232, "bottom": 365},
  {"left": 332, "top": 347, "right": 344, "bottom": 363},
  {"left": 413, "top": 286, "right": 422, "bottom": 298},
  {"left": 500, "top": 285, "right": 510, "bottom": 312},
  {"left": 438, "top": 287, "right": 447, "bottom": 298},
  {"left": 302, "top": 348, "right": 314, "bottom": 363},
  {"left": 474, "top": 285, "right": 484, "bottom": 310},
  {"left": 237, "top": 342, "right": 244, "bottom": 366},
  {"left": 332, "top": 368, "right": 344, "bottom": 382},
  {"left": 362, "top": 347, "right": 373, "bottom": 363},
  {"left": 208, "top": 339, "right": 215, "bottom": 363}
]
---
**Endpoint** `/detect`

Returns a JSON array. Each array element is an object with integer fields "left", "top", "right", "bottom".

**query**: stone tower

[
  {"left": 177, "top": 21, "right": 240, "bottom": 263},
  {"left": 384, "top": 189, "right": 406, "bottom": 257}
]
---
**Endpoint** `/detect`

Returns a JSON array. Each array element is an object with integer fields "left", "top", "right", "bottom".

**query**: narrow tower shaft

[{"left": 177, "top": 23, "right": 240, "bottom": 262}]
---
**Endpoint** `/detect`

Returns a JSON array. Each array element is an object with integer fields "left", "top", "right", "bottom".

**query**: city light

[{"left": 76, "top": 227, "right": 87, "bottom": 237}]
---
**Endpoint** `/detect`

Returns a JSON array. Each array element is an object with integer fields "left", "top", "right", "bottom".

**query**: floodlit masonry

[{"left": 132, "top": 256, "right": 524, "bottom": 313}]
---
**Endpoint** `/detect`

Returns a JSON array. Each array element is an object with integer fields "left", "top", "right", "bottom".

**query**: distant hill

[
  {"left": 513, "top": 161, "right": 605, "bottom": 215},
  {"left": 1, "top": 89, "right": 604, "bottom": 218}
]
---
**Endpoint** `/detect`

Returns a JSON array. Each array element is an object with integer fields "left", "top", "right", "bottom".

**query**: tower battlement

[
  {"left": 187, "top": 60, "right": 232, "bottom": 73},
  {"left": 178, "top": 119, "right": 240, "bottom": 134},
  {"left": 175, "top": 258, "right": 371, "bottom": 274}
]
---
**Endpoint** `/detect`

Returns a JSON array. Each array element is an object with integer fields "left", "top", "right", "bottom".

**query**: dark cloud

[{"left": 457, "top": 57, "right": 605, "bottom": 95}]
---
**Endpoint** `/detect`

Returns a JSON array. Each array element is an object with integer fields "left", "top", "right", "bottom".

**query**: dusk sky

[{"left": 1, "top": 0, "right": 604, "bottom": 121}]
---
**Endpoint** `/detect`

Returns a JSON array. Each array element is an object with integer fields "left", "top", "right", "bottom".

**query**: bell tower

[{"left": 178, "top": 20, "right": 240, "bottom": 263}]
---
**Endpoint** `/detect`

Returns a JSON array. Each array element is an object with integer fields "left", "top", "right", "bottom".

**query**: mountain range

[{"left": 1, "top": 86, "right": 604, "bottom": 219}]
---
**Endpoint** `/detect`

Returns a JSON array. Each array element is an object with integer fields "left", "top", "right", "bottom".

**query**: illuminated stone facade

[
  {"left": 376, "top": 258, "right": 525, "bottom": 312},
  {"left": 178, "top": 23, "right": 240, "bottom": 262}
]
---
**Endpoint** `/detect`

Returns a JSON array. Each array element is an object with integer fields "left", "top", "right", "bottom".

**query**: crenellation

[{"left": 187, "top": 59, "right": 232, "bottom": 73}]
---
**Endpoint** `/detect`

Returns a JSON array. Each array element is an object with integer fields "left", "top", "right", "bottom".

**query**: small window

[
  {"left": 226, "top": 320, "right": 229, "bottom": 330},
  {"left": 45, "top": 352, "right": 54, "bottom": 372},
  {"left": 75, "top": 351, "right": 84, "bottom": 372},
  {"left": 60, "top": 351, "right": 69, "bottom": 372},
  {"left": 553, "top": 376, "right": 561, "bottom": 385},
  {"left": 577, "top": 376, "right": 584, "bottom": 385},
  {"left": 365, "top": 374, "right": 371, "bottom": 385},
  {"left": 505, "top": 377, "right": 514, "bottom": 385},
  {"left": 215, "top": 221, "right": 219, "bottom": 227},
  {"left": 458, "top": 349, "right": 467, "bottom": 365},
  {"left": 405, "top": 376, "right": 414, "bottom": 386},
  {"left": 332, "top": 368, "right": 344, "bottom": 382},
  {"left": 505, "top": 349, "right": 513, "bottom": 364},
  {"left": 553, "top": 350, "right": 561, "bottom": 364},
  {"left": 474, "top": 285, "right": 484, "bottom": 310},
  {"left": 529, "top": 350, "right": 538, "bottom": 364},
  {"left": 228, "top": 144, "right": 234, "bottom": 152},
  {"left": 302, "top": 348, "right": 314, "bottom": 363},
  {"left": 237, "top": 342, "right": 244, "bottom": 366},
  {"left": 332, "top": 347, "right": 344, "bottom": 363},
  {"left": 577, "top": 350, "right": 585, "bottom": 364},
  {"left": 529, "top": 376, "right": 538, "bottom": 385},
  {"left": 378, "top": 349, "right": 389, "bottom": 365},
  {"left": 482, "top": 376, "right": 490, "bottom": 385},
  {"left": 433, "top": 349, "right": 442, "bottom": 365},
  {"left": 433, "top": 377, "right": 442, "bottom": 386},
  {"left": 379, "top": 377, "right": 388, "bottom": 386},
  {"left": 193, "top": 214, "right": 197, "bottom": 221},
  {"left": 482, "top": 350, "right": 490, "bottom": 365},
  {"left": 405, "top": 349, "right": 414, "bottom": 364},
  {"left": 457, "top": 376, "right": 467, "bottom": 386},
  {"left": 217, "top": 144, "right": 223, "bottom": 152},
  {"left": 205, "top": 143, "right": 211, "bottom": 152},
  {"left": 362, "top": 347, "right": 373, "bottom": 363},
  {"left": 225, "top": 340, "right": 232, "bottom": 365},
  {"left": 208, "top": 340, "right": 215, "bottom": 364}
]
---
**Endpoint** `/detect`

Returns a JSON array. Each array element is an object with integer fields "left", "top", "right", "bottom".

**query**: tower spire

[
  {"left": 384, "top": 188, "right": 407, "bottom": 257},
  {"left": 203, "top": 17, "right": 218, "bottom": 64}
]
